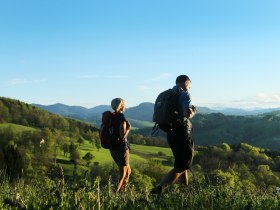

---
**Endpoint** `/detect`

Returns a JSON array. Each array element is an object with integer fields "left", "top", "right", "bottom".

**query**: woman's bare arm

[{"left": 120, "top": 120, "right": 131, "bottom": 140}]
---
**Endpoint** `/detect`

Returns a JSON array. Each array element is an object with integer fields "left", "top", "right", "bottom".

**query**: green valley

[{"left": 1, "top": 97, "right": 280, "bottom": 209}]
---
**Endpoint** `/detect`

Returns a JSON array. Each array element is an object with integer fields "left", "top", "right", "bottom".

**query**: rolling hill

[
  {"left": 3, "top": 97, "right": 280, "bottom": 151},
  {"left": 33, "top": 102, "right": 280, "bottom": 123},
  {"left": 32, "top": 102, "right": 218, "bottom": 127}
]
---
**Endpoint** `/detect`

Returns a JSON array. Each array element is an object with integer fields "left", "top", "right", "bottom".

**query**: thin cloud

[
  {"left": 78, "top": 75, "right": 128, "bottom": 79},
  {"left": 79, "top": 75, "right": 99, "bottom": 79},
  {"left": 7, "top": 78, "right": 47, "bottom": 86},
  {"left": 32, "top": 78, "right": 47, "bottom": 83},
  {"left": 146, "top": 73, "right": 173, "bottom": 82},
  {"left": 202, "top": 93, "right": 280, "bottom": 109},
  {"left": 8, "top": 78, "right": 28, "bottom": 85},
  {"left": 255, "top": 93, "right": 280, "bottom": 103},
  {"left": 106, "top": 75, "right": 129, "bottom": 79},
  {"left": 138, "top": 85, "right": 151, "bottom": 91}
]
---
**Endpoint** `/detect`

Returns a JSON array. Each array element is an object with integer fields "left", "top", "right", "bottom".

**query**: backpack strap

[
  {"left": 112, "top": 112, "right": 127, "bottom": 140},
  {"left": 151, "top": 122, "right": 159, "bottom": 137}
]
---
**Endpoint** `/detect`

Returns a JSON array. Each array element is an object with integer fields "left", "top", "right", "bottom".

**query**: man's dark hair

[{"left": 175, "top": 75, "right": 191, "bottom": 84}]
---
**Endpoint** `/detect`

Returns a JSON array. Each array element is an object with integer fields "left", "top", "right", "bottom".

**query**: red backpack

[{"left": 99, "top": 111, "right": 121, "bottom": 149}]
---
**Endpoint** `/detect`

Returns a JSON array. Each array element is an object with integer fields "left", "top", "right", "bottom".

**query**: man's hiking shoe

[{"left": 151, "top": 185, "right": 162, "bottom": 194}]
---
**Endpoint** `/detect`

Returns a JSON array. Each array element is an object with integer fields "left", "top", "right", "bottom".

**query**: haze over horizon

[
  {"left": 32, "top": 101, "right": 280, "bottom": 112},
  {"left": 1, "top": 1, "right": 280, "bottom": 109}
]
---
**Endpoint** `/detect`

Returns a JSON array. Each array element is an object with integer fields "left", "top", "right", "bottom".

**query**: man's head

[{"left": 176, "top": 75, "right": 191, "bottom": 91}]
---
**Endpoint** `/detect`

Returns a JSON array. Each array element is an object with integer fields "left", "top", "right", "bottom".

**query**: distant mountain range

[
  {"left": 212, "top": 107, "right": 280, "bottom": 116},
  {"left": 33, "top": 102, "right": 220, "bottom": 121},
  {"left": 33, "top": 102, "right": 280, "bottom": 127}
]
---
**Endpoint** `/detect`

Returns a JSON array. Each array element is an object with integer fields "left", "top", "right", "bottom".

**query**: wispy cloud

[
  {"left": 79, "top": 75, "right": 99, "bottom": 79},
  {"left": 135, "top": 72, "right": 173, "bottom": 95},
  {"left": 138, "top": 85, "right": 151, "bottom": 91},
  {"left": 7, "top": 78, "right": 47, "bottom": 86},
  {"left": 146, "top": 73, "right": 173, "bottom": 82},
  {"left": 106, "top": 75, "right": 129, "bottom": 79},
  {"left": 8, "top": 78, "right": 28, "bottom": 85},
  {"left": 32, "top": 78, "right": 48, "bottom": 83},
  {"left": 255, "top": 93, "right": 280, "bottom": 103},
  {"left": 201, "top": 93, "right": 280, "bottom": 109},
  {"left": 78, "top": 75, "right": 128, "bottom": 79}
]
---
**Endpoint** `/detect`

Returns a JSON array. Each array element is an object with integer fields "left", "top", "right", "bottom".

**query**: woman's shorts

[{"left": 110, "top": 148, "right": 130, "bottom": 167}]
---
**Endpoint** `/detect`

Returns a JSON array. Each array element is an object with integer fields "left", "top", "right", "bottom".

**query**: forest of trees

[
  {"left": 135, "top": 112, "right": 280, "bottom": 150},
  {"left": 0, "top": 97, "right": 98, "bottom": 133},
  {"left": 0, "top": 97, "right": 99, "bottom": 179}
]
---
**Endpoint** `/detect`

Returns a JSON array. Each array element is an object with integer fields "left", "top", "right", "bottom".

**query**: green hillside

[
  {"left": 135, "top": 113, "right": 280, "bottom": 150},
  {"left": 56, "top": 141, "right": 173, "bottom": 175},
  {"left": 0, "top": 123, "right": 37, "bottom": 133},
  {"left": 0, "top": 97, "right": 174, "bottom": 178},
  {"left": 1, "top": 97, "right": 280, "bottom": 209},
  {"left": 0, "top": 97, "right": 99, "bottom": 179},
  {"left": 2, "top": 140, "right": 280, "bottom": 209}
]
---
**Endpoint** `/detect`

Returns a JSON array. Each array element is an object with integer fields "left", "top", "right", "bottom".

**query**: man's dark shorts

[{"left": 167, "top": 127, "right": 194, "bottom": 171}]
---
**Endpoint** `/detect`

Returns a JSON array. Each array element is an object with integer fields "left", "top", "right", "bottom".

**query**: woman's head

[{"left": 111, "top": 98, "right": 125, "bottom": 112}]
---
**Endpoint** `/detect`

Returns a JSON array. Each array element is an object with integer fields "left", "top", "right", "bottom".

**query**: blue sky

[{"left": 1, "top": 0, "right": 280, "bottom": 108}]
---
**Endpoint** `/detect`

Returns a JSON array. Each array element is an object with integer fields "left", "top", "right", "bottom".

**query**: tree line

[
  {"left": 0, "top": 97, "right": 100, "bottom": 179},
  {"left": 134, "top": 112, "right": 280, "bottom": 150}
]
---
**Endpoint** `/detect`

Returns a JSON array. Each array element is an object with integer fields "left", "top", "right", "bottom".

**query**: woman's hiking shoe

[
  {"left": 122, "top": 184, "right": 127, "bottom": 192},
  {"left": 151, "top": 185, "right": 162, "bottom": 194}
]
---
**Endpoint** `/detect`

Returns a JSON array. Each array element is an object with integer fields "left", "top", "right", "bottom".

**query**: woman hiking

[{"left": 109, "top": 98, "right": 131, "bottom": 193}]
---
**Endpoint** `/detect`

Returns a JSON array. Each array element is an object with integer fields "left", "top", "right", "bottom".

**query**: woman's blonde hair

[{"left": 111, "top": 98, "right": 124, "bottom": 111}]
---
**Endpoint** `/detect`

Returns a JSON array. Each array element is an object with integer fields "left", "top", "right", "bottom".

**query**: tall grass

[{"left": 0, "top": 170, "right": 279, "bottom": 210}]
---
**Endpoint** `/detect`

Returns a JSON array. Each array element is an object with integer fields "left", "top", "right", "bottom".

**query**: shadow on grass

[
  {"left": 131, "top": 149, "right": 169, "bottom": 160},
  {"left": 80, "top": 148, "right": 93, "bottom": 152},
  {"left": 57, "top": 159, "right": 70, "bottom": 164}
]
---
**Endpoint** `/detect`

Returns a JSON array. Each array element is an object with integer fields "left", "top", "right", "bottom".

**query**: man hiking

[{"left": 152, "top": 75, "right": 197, "bottom": 194}]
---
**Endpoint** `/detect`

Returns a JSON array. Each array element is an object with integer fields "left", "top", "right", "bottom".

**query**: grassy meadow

[
  {"left": 57, "top": 140, "right": 173, "bottom": 175},
  {"left": 1, "top": 171, "right": 279, "bottom": 210},
  {"left": 1, "top": 124, "right": 280, "bottom": 209},
  {"left": 0, "top": 123, "right": 37, "bottom": 133}
]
